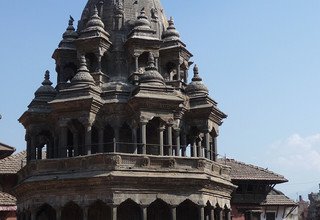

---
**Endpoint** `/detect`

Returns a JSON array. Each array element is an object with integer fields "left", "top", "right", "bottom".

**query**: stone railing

[{"left": 18, "top": 153, "right": 231, "bottom": 182}]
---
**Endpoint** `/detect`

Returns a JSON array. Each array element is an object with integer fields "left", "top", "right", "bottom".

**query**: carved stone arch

[
  {"left": 88, "top": 200, "right": 111, "bottom": 220},
  {"left": 61, "top": 201, "right": 83, "bottom": 220},
  {"left": 85, "top": 52, "right": 99, "bottom": 73},
  {"left": 62, "top": 62, "right": 78, "bottom": 82},
  {"left": 147, "top": 199, "right": 171, "bottom": 220},
  {"left": 214, "top": 203, "right": 223, "bottom": 220},
  {"left": 204, "top": 201, "right": 214, "bottom": 220},
  {"left": 177, "top": 199, "right": 199, "bottom": 220},
  {"left": 117, "top": 199, "right": 142, "bottom": 220},
  {"left": 36, "top": 203, "right": 56, "bottom": 220}
]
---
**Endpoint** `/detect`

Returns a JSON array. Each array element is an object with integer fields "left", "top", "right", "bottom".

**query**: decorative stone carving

[{"left": 139, "top": 156, "right": 150, "bottom": 167}]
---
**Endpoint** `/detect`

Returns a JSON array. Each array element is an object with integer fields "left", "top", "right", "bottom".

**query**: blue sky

[{"left": 1, "top": 0, "right": 320, "bottom": 200}]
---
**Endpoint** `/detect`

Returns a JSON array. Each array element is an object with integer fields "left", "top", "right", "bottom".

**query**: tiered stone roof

[{"left": 219, "top": 158, "right": 287, "bottom": 183}]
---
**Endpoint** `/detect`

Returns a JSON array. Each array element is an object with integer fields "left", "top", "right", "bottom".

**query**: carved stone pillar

[
  {"left": 85, "top": 125, "right": 92, "bottom": 155},
  {"left": 142, "top": 206, "right": 147, "bottom": 220},
  {"left": 83, "top": 206, "right": 88, "bottom": 220},
  {"left": 198, "top": 138, "right": 203, "bottom": 158},
  {"left": 181, "top": 133, "right": 187, "bottom": 157},
  {"left": 98, "top": 128, "right": 104, "bottom": 153},
  {"left": 56, "top": 207, "right": 62, "bottom": 220},
  {"left": 171, "top": 206, "right": 177, "bottom": 220},
  {"left": 141, "top": 121, "right": 147, "bottom": 154},
  {"left": 213, "top": 136, "right": 218, "bottom": 161},
  {"left": 205, "top": 132, "right": 211, "bottom": 160},
  {"left": 226, "top": 209, "right": 231, "bottom": 220},
  {"left": 192, "top": 139, "right": 197, "bottom": 157},
  {"left": 59, "top": 126, "right": 68, "bottom": 158},
  {"left": 113, "top": 126, "right": 120, "bottom": 152},
  {"left": 199, "top": 206, "right": 205, "bottom": 220},
  {"left": 210, "top": 207, "right": 214, "bottom": 220},
  {"left": 30, "top": 136, "right": 36, "bottom": 160},
  {"left": 132, "top": 127, "right": 138, "bottom": 154},
  {"left": 175, "top": 129, "right": 181, "bottom": 156},
  {"left": 30, "top": 209, "right": 36, "bottom": 220},
  {"left": 159, "top": 125, "right": 165, "bottom": 156},
  {"left": 135, "top": 54, "right": 139, "bottom": 72},
  {"left": 167, "top": 125, "right": 173, "bottom": 156},
  {"left": 111, "top": 206, "right": 117, "bottom": 220}
]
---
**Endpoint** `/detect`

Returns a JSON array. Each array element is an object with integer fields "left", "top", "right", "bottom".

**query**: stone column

[
  {"left": 181, "top": 133, "right": 187, "bottom": 157},
  {"left": 111, "top": 206, "right": 117, "bottom": 220},
  {"left": 30, "top": 136, "right": 37, "bottom": 160},
  {"left": 199, "top": 206, "right": 205, "bottom": 220},
  {"left": 135, "top": 55, "right": 139, "bottom": 72},
  {"left": 114, "top": 126, "right": 120, "bottom": 152},
  {"left": 171, "top": 206, "right": 177, "bottom": 220},
  {"left": 205, "top": 132, "right": 211, "bottom": 160},
  {"left": 56, "top": 207, "right": 62, "bottom": 220},
  {"left": 192, "top": 139, "right": 197, "bottom": 157},
  {"left": 177, "top": 63, "right": 181, "bottom": 81},
  {"left": 167, "top": 125, "right": 173, "bottom": 156},
  {"left": 210, "top": 207, "right": 214, "bottom": 220},
  {"left": 226, "top": 209, "right": 231, "bottom": 220},
  {"left": 85, "top": 125, "right": 92, "bottom": 155},
  {"left": 198, "top": 139, "right": 203, "bottom": 158},
  {"left": 30, "top": 209, "right": 36, "bottom": 220},
  {"left": 141, "top": 121, "right": 147, "bottom": 154},
  {"left": 59, "top": 126, "right": 68, "bottom": 158},
  {"left": 159, "top": 125, "right": 165, "bottom": 156},
  {"left": 83, "top": 206, "right": 88, "bottom": 220},
  {"left": 73, "top": 132, "right": 79, "bottom": 156},
  {"left": 213, "top": 136, "right": 218, "bottom": 161},
  {"left": 219, "top": 209, "right": 223, "bottom": 220},
  {"left": 175, "top": 129, "right": 181, "bottom": 156},
  {"left": 142, "top": 206, "right": 147, "bottom": 220},
  {"left": 98, "top": 128, "right": 104, "bottom": 153},
  {"left": 132, "top": 127, "right": 138, "bottom": 154}
]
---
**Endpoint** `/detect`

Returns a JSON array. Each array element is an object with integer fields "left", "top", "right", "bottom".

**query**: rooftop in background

[
  {"left": 262, "top": 189, "right": 297, "bottom": 206},
  {"left": 0, "top": 151, "right": 26, "bottom": 174},
  {"left": 0, "top": 142, "right": 15, "bottom": 159},
  {"left": 219, "top": 158, "right": 287, "bottom": 184},
  {"left": 0, "top": 192, "right": 16, "bottom": 208}
]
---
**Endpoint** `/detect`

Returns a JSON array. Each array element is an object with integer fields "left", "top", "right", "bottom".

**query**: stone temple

[{"left": 16, "top": 0, "right": 235, "bottom": 219}]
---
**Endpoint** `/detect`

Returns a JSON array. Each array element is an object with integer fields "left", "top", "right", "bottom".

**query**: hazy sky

[{"left": 1, "top": 0, "right": 320, "bottom": 200}]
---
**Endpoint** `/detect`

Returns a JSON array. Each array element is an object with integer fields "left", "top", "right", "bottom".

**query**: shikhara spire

[{"left": 17, "top": 1, "right": 232, "bottom": 220}]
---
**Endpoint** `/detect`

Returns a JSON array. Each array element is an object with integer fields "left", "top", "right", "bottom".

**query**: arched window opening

[
  {"left": 67, "top": 120, "right": 85, "bottom": 156},
  {"left": 61, "top": 202, "right": 83, "bottom": 220},
  {"left": 177, "top": 200, "right": 199, "bottom": 220},
  {"left": 187, "top": 126, "right": 200, "bottom": 157},
  {"left": 204, "top": 202, "right": 213, "bottom": 220},
  {"left": 86, "top": 53, "right": 98, "bottom": 73},
  {"left": 88, "top": 200, "right": 111, "bottom": 220},
  {"left": 119, "top": 123, "right": 132, "bottom": 153},
  {"left": 35, "top": 131, "right": 53, "bottom": 160},
  {"left": 146, "top": 118, "right": 163, "bottom": 155},
  {"left": 117, "top": 199, "right": 142, "bottom": 220},
  {"left": 138, "top": 52, "right": 150, "bottom": 74},
  {"left": 36, "top": 204, "right": 56, "bottom": 220},
  {"left": 91, "top": 126, "right": 99, "bottom": 154},
  {"left": 165, "top": 62, "right": 177, "bottom": 81},
  {"left": 104, "top": 124, "right": 115, "bottom": 153},
  {"left": 147, "top": 199, "right": 171, "bottom": 220},
  {"left": 214, "top": 205, "right": 222, "bottom": 220},
  {"left": 63, "top": 63, "right": 77, "bottom": 83}
]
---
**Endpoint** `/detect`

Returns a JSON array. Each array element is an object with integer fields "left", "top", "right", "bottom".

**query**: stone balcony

[{"left": 18, "top": 153, "right": 231, "bottom": 183}]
